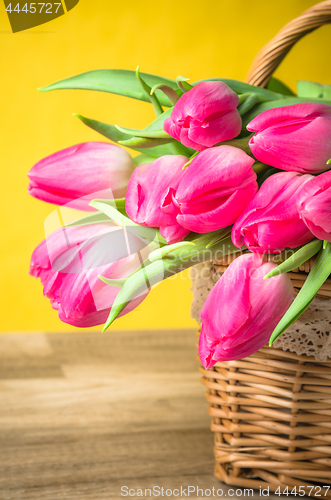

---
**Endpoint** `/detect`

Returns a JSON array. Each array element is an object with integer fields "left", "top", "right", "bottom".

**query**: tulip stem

[
  {"left": 264, "top": 239, "right": 323, "bottom": 279},
  {"left": 176, "top": 76, "right": 193, "bottom": 93},
  {"left": 182, "top": 151, "right": 199, "bottom": 169},
  {"left": 102, "top": 233, "right": 242, "bottom": 331},
  {"left": 136, "top": 65, "right": 164, "bottom": 117},
  {"left": 238, "top": 93, "right": 250, "bottom": 105},
  {"left": 238, "top": 93, "right": 270, "bottom": 116},
  {"left": 252, "top": 161, "right": 270, "bottom": 175},
  {"left": 269, "top": 242, "right": 331, "bottom": 345},
  {"left": 150, "top": 84, "right": 179, "bottom": 106}
]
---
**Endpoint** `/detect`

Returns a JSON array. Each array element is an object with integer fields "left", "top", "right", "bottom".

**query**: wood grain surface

[{"left": 0, "top": 330, "right": 282, "bottom": 499}]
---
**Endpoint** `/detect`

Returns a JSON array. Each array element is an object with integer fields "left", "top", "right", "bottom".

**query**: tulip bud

[
  {"left": 297, "top": 170, "right": 331, "bottom": 242},
  {"left": 231, "top": 171, "right": 314, "bottom": 253},
  {"left": 248, "top": 103, "right": 331, "bottom": 174},
  {"left": 162, "top": 146, "right": 258, "bottom": 233},
  {"left": 29, "top": 223, "right": 149, "bottom": 327},
  {"left": 164, "top": 81, "right": 242, "bottom": 152},
  {"left": 199, "top": 253, "right": 294, "bottom": 367},
  {"left": 28, "top": 142, "right": 135, "bottom": 211},
  {"left": 125, "top": 155, "right": 190, "bottom": 244}
]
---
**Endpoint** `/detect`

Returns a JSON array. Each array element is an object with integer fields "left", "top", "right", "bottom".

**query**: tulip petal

[
  {"left": 297, "top": 171, "right": 331, "bottom": 242},
  {"left": 29, "top": 223, "right": 150, "bottom": 327},
  {"left": 199, "top": 253, "right": 294, "bottom": 365},
  {"left": 165, "top": 81, "right": 242, "bottom": 151},
  {"left": 27, "top": 142, "right": 135, "bottom": 210},
  {"left": 231, "top": 171, "right": 314, "bottom": 252},
  {"left": 125, "top": 155, "right": 189, "bottom": 243},
  {"left": 188, "top": 109, "right": 242, "bottom": 147},
  {"left": 248, "top": 103, "right": 331, "bottom": 174}
]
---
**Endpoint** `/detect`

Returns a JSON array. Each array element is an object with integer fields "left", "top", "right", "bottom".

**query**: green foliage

[
  {"left": 39, "top": 69, "right": 181, "bottom": 106},
  {"left": 269, "top": 243, "right": 331, "bottom": 345},
  {"left": 267, "top": 77, "right": 295, "bottom": 96},
  {"left": 264, "top": 240, "right": 323, "bottom": 278},
  {"left": 297, "top": 80, "right": 331, "bottom": 100}
]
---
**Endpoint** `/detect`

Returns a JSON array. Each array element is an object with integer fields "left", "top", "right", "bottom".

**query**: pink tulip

[
  {"left": 231, "top": 171, "right": 314, "bottom": 253},
  {"left": 297, "top": 170, "right": 331, "bottom": 242},
  {"left": 164, "top": 81, "right": 242, "bottom": 152},
  {"left": 248, "top": 103, "right": 331, "bottom": 174},
  {"left": 29, "top": 223, "right": 149, "bottom": 327},
  {"left": 125, "top": 155, "right": 190, "bottom": 244},
  {"left": 162, "top": 146, "right": 258, "bottom": 233},
  {"left": 199, "top": 253, "right": 293, "bottom": 368},
  {"left": 28, "top": 142, "right": 135, "bottom": 211}
]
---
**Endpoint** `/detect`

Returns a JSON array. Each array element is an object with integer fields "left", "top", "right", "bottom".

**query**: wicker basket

[{"left": 200, "top": 1, "right": 331, "bottom": 494}]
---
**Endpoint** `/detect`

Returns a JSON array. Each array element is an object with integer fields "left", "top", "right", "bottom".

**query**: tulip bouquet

[{"left": 28, "top": 68, "right": 331, "bottom": 367}]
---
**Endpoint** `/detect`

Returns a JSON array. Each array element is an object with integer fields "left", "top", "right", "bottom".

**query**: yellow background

[{"left": 0, "top": 0, "right": 330, "bottom": 332}]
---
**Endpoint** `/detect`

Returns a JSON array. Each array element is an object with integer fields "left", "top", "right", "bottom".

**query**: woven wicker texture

[
  {"left": 202, "top": 1, "right": 331, "bottom": 491},
  {"left": 245, "top": 0, "right": 331, "bottom": 87},
  {"left": 201, "top": 347, "right": 331, "bottom": 493}
]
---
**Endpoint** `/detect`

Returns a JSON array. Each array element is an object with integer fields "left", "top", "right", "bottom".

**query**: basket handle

[{"left": 246, "top": 0, "right": 331, "bottom": 88}]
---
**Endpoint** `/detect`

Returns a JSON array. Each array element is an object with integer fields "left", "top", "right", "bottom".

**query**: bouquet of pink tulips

[{"left": 28, "top": 68, "right": 331, "bottom": 367}]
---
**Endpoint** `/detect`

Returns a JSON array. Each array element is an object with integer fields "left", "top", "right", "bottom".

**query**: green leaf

[
  {"left": 264, "top": 239, "right": 323, "bottom": 279},
  {"left": 150, "top": 84, "right": 179, "bottom": 105},
  {"left": 205, "top": 227, "right": 232, "bottom": 249},
  {"left": 65, "top": 199, "right": 127, "bottom": 227},
  {"left": 102, "top": 234, "right": 241, "bottom": 331},
  {"left": 135, "top": 65, "right": 163, "bottom": 117},
  {"left": 99, "top": 241, "right": 162, "bottom": 290},
  {"left": 89, "top": 200, "right": 166, "bottom": 243},
  {"left": 65, "top": 211, "right": 113, "bottom": 227},
  {"left": 74, "top": 113, "right": 129, "bottom": 142},
  {"left": 139, "top": 106, "right": 173, "bottom": 132},
  {"left": 269, "top": 242, "right": 331, "bottom": 345},
  {"left": 323, "top": 86, "right": 331, "bottom": 100},
  {"left": 176, "top": 75, "right": 193, "bottom": 93},
  {"left": 115, "top": 124, "right": 170, "bottom": 139},
  {"left": 238, "top": 93, "right": 270, "bottom": 116},
  {"left": 297, "top": 80, "right": 331, "bottom": 100},
  {"left": 39, "top": 69, "right": 179, "bottom": 107},
  {"left": 115, "top": 106, "right": 173, "bottom": 141},
  {"left": 89, "top": 199, "right": 137, "bottom": 227},
  {"left": 99, "top": 276, "right": 127, "bottom": 287},
  {"left": 182, "top": 151, "right": 199, "bottom": 169},
  {"left": 119, "top": 136, "right": 193, "bottom": 157},
  {"left": 119, "top": 137, "right": 175, "bottom": 148},
  {"left": 74, "top": 114, "right": 180, "bottom": 158},
  {"left": 267, "top": 77, "right": 296, "bottom": 96},
  {"left": 102, "top": 259, "right": 167, "bottom": 331},
  {"left": 148, "top": 242, "right": 195, "bottom": 262}
]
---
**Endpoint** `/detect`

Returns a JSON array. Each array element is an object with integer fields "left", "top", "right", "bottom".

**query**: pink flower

[
  {"left": 248, "top": 103, "right": 331, "bottom": 174},
  {"left": 164, "top": 81, "right": 242, "bottom": 152},
  {"left": 199, "top": 253, "right": 293, "bottom": 368},
  {"left": 297, "top": 170, "right": 331, "bottom": 242},
  {"left": 231, "top": 172, "right": 314, "bottom": 253},
  {"left": 29, "top": 223, "right": 149, "bottom": 327},
  {"left": 28, "top": 142, "right": 135, "bottom": 210},
  {"left": 162, "top": 146, "right": 258, "bottom": 233},
  {"left": 125, "top": 155, "right": 190, "bottom": 244}
]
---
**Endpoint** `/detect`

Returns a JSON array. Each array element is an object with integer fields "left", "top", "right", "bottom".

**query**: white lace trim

[{"left": 190, "top": 263, "right": 331, "bottom": 362}]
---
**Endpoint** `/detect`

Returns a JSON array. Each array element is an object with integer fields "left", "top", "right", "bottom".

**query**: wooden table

[{"left": 0, "top": 330, "right": 280, "bottom": 499}]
